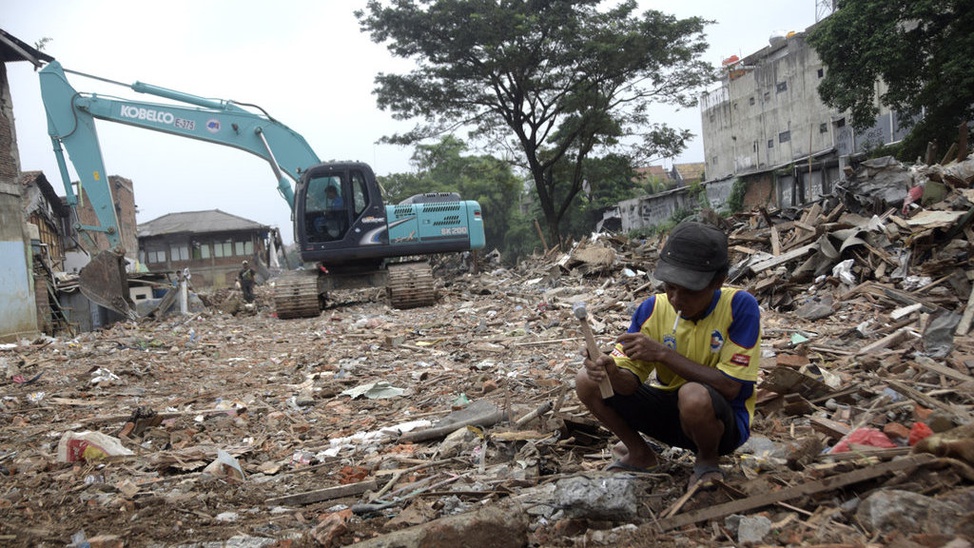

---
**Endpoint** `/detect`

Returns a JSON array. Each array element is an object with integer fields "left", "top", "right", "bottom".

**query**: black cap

[{"left": 654, "top": 222, "right": 729, "bottom": 291}]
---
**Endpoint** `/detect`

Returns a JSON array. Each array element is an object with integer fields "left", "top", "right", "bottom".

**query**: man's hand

[
  {"left": 581, "top": 351, "right": 642, "bottom": 395},
  {"left": 616, "top": 332, "right": 668, "bottom": 363},
  {"left": 581, "top": 352, "right": 614, "bottom": 384}
]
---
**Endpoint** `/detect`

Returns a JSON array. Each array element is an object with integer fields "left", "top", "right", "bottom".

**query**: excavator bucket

[{"left": 79, "top": 250, "right": 138, "bottom": 320}]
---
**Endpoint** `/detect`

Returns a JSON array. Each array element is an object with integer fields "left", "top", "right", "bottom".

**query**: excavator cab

[
  {"left": 295, "top": 162, "right": 390, "bottom": 265},
  {"left": 304, "top": 176, "right": 349, "bottom": 242}
]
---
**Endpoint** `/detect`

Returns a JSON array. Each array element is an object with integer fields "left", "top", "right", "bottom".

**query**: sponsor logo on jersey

[
  {"left": 730, "top": 353, "right": 750, "bottom": 366},
  {"left": 663, "top": 334, "right": 677, "bottom": 350},
  {"left": 710, "top": 330, "right": 724, "bottom": 353}
]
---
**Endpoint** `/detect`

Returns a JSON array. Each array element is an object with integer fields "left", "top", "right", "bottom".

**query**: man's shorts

[{"left": 607, "top": 382, "right": 742, "bottom": 456}]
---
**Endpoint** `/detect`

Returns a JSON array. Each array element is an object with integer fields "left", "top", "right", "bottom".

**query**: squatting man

[{"left": 575, "top": 221, "right": 762, "bottom": 490}]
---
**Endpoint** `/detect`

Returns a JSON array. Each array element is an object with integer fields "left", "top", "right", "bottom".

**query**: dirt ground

[{"left": 2, "top": 237, "right": 974, "bottom": 547}]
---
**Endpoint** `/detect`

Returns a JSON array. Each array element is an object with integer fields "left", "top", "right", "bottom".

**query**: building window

[
  {"left": 779, "top": 130, "right": 791, "bottom": 143},
  {"left": 170, "top": 244, "right": 189, "bottom": 261},
  {"left": 819, "top": 123, "right": 828, "bottom": 133},
  {"left": 776, "top": 81, "right": 787, "bottom": 93},
  {"left": 235, "top": 240, "right": 254, "bottom": 256},
  {"left": 193, "top": 243, "right": 211, "bottom": 260},
  {"left": 817, "top": 68, "right": 824, "bottom": 78},
  {"left": 836, "top": 117, "right": 846, "bottom": 128},
  {"left": 763, "top": 91, "right": 770, "bottom": 101},
  {"left": 752, "top": 141, "right": 759, "bottom": 152},
  {"left": 749, "top": 97, "right": 755, "bottom": 106},
  {"left": 214, "top": 241, "right": 233, "bottom": 258},
  {"left": 147, "top": 249, "right": 166, "bottom": 263},
  {"left": 767, "top": 139, "right": 774, "bottom": 149}
]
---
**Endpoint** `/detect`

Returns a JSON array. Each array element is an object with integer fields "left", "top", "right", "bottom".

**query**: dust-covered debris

[{"left": 2, "top": 155, "right": 974, "bottom": 546}]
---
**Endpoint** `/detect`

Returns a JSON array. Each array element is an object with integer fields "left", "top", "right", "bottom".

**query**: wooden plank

[
  {"left": 265, "top": 479, "right": 377, "bottom": 506},
  {"left": 855, "top": 327, "right": 916, "bottom": 355},
  {"left": 660, "top": 454, "right": 934, "bottom": 531},
  {"left": 399, "top": 408, "right": 507, "bottom": 443},
  {"left": 886, "top": 380, "right": 974, "bottom": 423},
  {"left": 805, "top": 203, "right": 822, "bottom": 226},
  {"left": 911, "top": 356, "right": 974, "bottom": 384},
  {"left": 809, "top": 416, "right": 851, "bottom": 439},
  {"left": 730, "top": 245, "right": 761, "bottom": 255},
  {"left": 748, "top": 243, "right": 817, "bottom": 274},
  {"left": 770, "top": 226, "right": 781, "bottom": 256},
  {"left": 890, "top": 303, "right": 923, "bottom": 321},
  {"left": 793, "top": 221, "right": 816, "bottom": 233},
  {"left": 822, "top": 202, "right": 846, "bottom": 223}
]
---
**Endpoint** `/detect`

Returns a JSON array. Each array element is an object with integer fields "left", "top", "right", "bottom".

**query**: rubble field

[{"left": 2, "top": 155, "right": 974, "bottom": 547}]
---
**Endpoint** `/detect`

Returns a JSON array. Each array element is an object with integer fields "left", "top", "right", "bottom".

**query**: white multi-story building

[{"left": 700, "top": 27, "right": 909, "bottom": 209}]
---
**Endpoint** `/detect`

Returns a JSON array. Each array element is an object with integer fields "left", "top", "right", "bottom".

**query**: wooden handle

[{"left": 579, "top": 320, "right": 614, "bottom": 398}]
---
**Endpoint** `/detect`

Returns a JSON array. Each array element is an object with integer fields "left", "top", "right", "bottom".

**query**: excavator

[{"left": 38, "top": 60, "right": 485, "bottom": 319}]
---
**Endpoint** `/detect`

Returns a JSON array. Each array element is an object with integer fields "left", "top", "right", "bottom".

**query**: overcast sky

[{"left": 5, "top": 0, "right": 819, "bottom": 244}]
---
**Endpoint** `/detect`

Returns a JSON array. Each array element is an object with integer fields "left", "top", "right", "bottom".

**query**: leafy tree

[
  {"left": 379, "top": 171, "right": 428, "bottom": 203},
  {"left": 556, "top": 153, "right": 642, "bottom": 239},
  {"left": 808, "top": 0, "right": 974, "bottom": 159},
  {"left": 356, "top": 0, "right": 714, "bottom": 247}
]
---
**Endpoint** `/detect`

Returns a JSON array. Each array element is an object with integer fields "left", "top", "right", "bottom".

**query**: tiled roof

[{"left": 137, "top": 209, "right": 268, "bottom": 237}]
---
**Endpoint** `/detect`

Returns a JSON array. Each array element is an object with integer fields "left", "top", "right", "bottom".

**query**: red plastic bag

[
  {"left": 830, "top": 427, "right": 897, "bottom": 453},
  {"left": 908, "top": 422, "right": 933, "bottom": 446}
]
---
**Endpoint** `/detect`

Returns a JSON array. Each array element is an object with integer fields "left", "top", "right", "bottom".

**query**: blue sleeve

[
  {"left": 628, "top": 296, "right": 657, "bottom": 334},
  {"left": 729, "top": 291, "right": 760, "bottom": 349}
]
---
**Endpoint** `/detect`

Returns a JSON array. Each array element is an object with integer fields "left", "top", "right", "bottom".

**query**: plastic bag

[
  {"left": 57, "top": 431, "right": 134, "bottom": 462},
  {"left": 829, "top": 427, "right": 897, "bottom": 453}
]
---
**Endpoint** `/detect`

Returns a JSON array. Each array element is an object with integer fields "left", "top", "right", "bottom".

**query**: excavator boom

[
  {"left": 40, "top": 60, "right": 320, "bottom": 232},
  {"left": 39, "top": 60, "right": 320, "bottom": 317}
]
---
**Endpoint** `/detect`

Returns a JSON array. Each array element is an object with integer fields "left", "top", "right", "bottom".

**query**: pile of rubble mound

[{"left": 0, "top": 154, "right": 972, "bottom": 547}]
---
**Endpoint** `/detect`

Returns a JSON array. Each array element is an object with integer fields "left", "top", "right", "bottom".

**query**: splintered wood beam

[
  {"left": 659, "top": 453, "right": 934, "bottom": 531},
  {"left": 265, "top": 479, "right": 377, "bottom": 506},
  {"left": 886, "top": 379, "right": 974, "bottom": 423}
]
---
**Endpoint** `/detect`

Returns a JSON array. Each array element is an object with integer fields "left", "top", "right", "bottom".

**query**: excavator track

[
  {"left": 386, "top": 262, "right": 435, "bottom": 309},
  {"left": 273, "top": 271, "right": 321, "bottom": 319}
]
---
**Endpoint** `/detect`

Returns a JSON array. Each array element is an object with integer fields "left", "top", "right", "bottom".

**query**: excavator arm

[
  {"left": 38, "top": 60, "right": 321, "bottom": 316},
  {"left": 39, "top": 60, "right": 321, "bottom": 247}
]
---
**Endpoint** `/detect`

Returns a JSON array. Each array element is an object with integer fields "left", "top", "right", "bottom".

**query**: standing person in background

[
  {"left": 575, "top": 221, "right": 762, "bottom": 492},
  {"left": 238, "top": 260, "right": 257, "bottom": 303}
]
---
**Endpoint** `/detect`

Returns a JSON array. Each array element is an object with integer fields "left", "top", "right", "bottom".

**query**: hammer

[{"left": 572, "top": 302, "right": 614, "bottom": 398}]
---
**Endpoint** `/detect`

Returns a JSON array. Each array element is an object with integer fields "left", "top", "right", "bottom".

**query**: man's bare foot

[{"left": 608, "top": 441, "right": 659, "bottom": 470}]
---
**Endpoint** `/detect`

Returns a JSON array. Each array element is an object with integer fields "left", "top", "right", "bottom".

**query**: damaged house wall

[
  {"left": 72, "top": 174, "right": 139, "bottom": 266},
  {"left": 21, "top": 171, "right": 69, "bottom": 266},
  {"left": 21, "top": 171, "right": 71, "bottom": 336},
  {"left": 617, "top": 177, "right": 737, "bottom": 232},
  {"left": 0, "top": 32, "right": 52, "bottom": 343}
]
